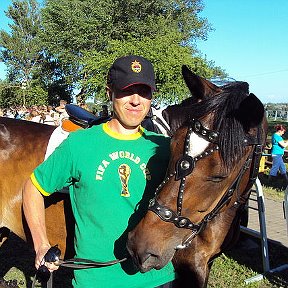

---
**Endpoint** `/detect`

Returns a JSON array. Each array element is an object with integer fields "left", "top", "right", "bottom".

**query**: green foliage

[
  {"left": 0, "top": 0, "right": 50, "bottom": 106},
  {"left": 41, "top": 0, "right": 226, "bottom": 103},
  {"left": 0, "top": 81, "right": 21, "bottom": 107},
  {"left": 1, "top": 0, "right": 227, "bottom": 106},
  {"left": 208, "top": 253, "right": 278, "bottom": 288},
  {"left": 0, "top": 0, "right": 72, "bottom": 107},
  {"left": 82, "top": 34, "right": 225, "bottom": 103},
  {"left": 0, "top": 79, "right": 48, "bottom": 107},
  {"left": 24, "top": 85, "right": 48, "bottom": 106},
  {"left": 0, "top": 0, "right": 42, "bottom": 82},
  {"left": 40, "top": 0, "right": 115, "bottom": 88}
]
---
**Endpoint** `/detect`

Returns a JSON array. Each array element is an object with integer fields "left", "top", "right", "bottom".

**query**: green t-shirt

[{"left": 32, "top": 123, "right": 176, "bottom": 288}]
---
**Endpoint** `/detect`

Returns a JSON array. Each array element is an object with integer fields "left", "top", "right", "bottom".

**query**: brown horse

[
  {"left": 127, "top": 66, "right": 268, "bottom": 287},
  {"left": 0, "top": 118, "right": 75, "bottom": 258}
]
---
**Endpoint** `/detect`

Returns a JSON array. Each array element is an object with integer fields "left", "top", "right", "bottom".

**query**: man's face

[{"left": 110, "top": 84, "right": 152, "bottom": 129}]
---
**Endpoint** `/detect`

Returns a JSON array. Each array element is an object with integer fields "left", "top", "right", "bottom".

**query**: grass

[
  {"left": 208, "top": 241, "right": 288, "bottom": 288},
  {"left": 1, "top": 233, "right": 287, "bottom": 288}
]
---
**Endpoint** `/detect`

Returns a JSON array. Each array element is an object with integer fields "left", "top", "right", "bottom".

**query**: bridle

[{"left": 148, "top": 118, "right": 263, "bottom": 249}]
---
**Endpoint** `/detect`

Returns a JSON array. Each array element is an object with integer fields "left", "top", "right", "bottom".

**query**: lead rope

[{"left": 32, "top": 245, "right": 128, "bottom": 288}]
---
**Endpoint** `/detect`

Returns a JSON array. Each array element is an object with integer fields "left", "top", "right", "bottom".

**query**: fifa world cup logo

[{"left": 118, "top": 164, "right": 131, "bottom": 197}]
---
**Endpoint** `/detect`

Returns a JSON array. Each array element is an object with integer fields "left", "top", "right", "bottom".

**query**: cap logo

[{"left": 131, "top": 60, "right": 142, "bottom": 73}]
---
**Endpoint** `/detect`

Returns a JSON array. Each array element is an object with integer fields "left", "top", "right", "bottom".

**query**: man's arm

[{"left": 22, "top": 178, "right": 59, "bottom": 271}]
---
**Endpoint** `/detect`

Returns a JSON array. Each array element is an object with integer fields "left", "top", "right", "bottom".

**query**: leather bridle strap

[
  {"left": 148, "top": 150, "right": 253, "bottom": 236},
  {"left": 57, "top": 257, "right": 127, "bottom": 269},
  {"left": 32, "top": 245, "right": 127, "bottom": 288}
]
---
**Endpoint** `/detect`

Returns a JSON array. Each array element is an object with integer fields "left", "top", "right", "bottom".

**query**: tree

[
  {"left": 0, "top": 0, "right": 72, "bottom": 107},
  {"left": 41, "top": 0, "right": 226, "bottom": 103},
  {"left": 82, "top": 33, "right": 224, "bottom": 104},
  {"left": 41, "top": 0, "right": 114, "bottom": 98},
  {"left": 0, "top": 0, "right": 46, "bottom": 106}
]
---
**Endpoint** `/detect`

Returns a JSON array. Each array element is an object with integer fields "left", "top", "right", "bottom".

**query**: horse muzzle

[{"left": 126, "top": 230, "right": 175, "bottom": 272}]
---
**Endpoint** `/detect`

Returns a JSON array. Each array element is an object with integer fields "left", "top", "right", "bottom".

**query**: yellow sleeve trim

[{"left": 30, "top": 173, "right": 51, "bottom": 196}]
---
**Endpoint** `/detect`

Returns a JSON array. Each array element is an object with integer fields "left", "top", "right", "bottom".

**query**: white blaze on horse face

[{"left": 188, "top": 132, "right": 210, "bottom": 157}]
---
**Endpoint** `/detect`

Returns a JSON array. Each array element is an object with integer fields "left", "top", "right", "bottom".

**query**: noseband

[{"left": 148, "top": 118, "right": 263, "bottom": 249}]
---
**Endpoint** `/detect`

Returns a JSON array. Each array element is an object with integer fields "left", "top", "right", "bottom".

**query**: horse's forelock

[
  {"left": 211, "top": 83, "right": 252, "bottom": 170},
  {"left": 182, "top": 81, "right": 253, "bottom": 171}
]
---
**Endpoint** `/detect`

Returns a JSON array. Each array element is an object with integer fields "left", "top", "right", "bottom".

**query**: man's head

[{"left": 106, "top": 56, "right": 155, "bottom": 130}]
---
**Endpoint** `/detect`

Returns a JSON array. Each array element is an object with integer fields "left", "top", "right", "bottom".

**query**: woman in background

[{"left": 269, "top": 124, "right": 288, "bottom": 185}]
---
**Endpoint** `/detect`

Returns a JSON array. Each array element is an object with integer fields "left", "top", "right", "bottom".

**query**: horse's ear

[
  {"left": 182, "top": 65, "right": 222, "bottom": 100},
  {"left": 236, "top": 93, "right": 265, "bottom": 130}
]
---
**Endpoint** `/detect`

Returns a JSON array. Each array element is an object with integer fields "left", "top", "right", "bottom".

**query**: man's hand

[{"left": 36, "top": 243, "right": 60, "bottom": 272}]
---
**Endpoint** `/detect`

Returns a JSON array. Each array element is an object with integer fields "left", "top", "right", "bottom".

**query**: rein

[
  {"left": 32, "top": 245, "right": 127, "bottom": 288},
  {"left": 148, "top": 118, "right": 263, "bottom": 249}
]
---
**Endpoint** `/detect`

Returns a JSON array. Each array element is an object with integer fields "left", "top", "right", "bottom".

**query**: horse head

[{"left": 126, "top": 66, "right": 267, "bottom": 285}]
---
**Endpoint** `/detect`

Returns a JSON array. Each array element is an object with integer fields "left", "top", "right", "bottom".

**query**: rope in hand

[{"left": 32, "top": 245, "right": 128, "bottom": 288}]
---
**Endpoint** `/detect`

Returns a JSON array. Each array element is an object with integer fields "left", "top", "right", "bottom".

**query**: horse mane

[{"left": 182, "top": 81, "right": 261, "bottom": 170}]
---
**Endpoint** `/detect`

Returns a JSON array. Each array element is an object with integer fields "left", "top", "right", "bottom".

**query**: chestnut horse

[
  {"left": 0, "top": 118, "right": 75, "bottom": 258},
  {"left": 127, "top": 66, "right": 267, "bottom": 287}
]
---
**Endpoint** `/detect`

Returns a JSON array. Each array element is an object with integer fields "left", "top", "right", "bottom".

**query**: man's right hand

[{"left": 36, "top": 243, "right": 60, "bottom": 272}]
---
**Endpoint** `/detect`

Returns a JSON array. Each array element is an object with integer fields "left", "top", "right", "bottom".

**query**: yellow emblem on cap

[{"left": 131, "top": 60, "right": 142, "bottom": 73}]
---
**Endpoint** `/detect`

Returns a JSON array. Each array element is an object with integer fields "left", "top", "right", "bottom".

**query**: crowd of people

[
  {"left": 0, "top": 100, "right": 110, "bottom": 127},
  {"left": 0, "top": 102, "right": 67, "bottom": 126}
]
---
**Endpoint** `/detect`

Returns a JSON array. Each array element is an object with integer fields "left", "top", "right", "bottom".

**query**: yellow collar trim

[{"left": 103, "top": 122, "right": 144, "bottom": 140}]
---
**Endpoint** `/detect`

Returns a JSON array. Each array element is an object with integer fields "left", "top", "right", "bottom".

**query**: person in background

[
  {"left": 29, "top": 109, "right": 41, "bottom": 123},
  {"left": 55, "top": 99, "right": 67, "bottom": 114},
  {"left": 14, "top": 105, "right": 28, "bottom": 120},
  {"left": 269, "top": 124, "right": 288, "bottom": 185},
  {"left": 3, "top": 108, "right": 14, "bottom": 118},
  {"left": 54, "top": 100, "right": 68, "bottom": 126},
  {"left": 23, "top": 55, "right": 176, "bottom": 288}
]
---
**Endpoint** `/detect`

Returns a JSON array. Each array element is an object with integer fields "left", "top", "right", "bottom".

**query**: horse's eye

[
  {"left": 197, "top": 209, "right": 207, "bottom": 213},
  {"left": 207, "top": 176, "right": 227, "bottom": 183}
]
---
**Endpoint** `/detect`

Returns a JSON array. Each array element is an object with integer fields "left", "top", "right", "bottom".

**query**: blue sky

[
  {"left": 0, "top": 0, "right": 287, "bottom": 103},
  {"left": 197, "top": 0, "right": 288, "bottom": 104}
]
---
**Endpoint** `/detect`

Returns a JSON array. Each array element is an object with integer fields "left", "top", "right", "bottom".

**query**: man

[{"left": 23, "top": 55, "right": 176, "bottom": 287}]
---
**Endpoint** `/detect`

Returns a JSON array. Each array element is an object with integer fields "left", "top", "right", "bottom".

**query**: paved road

[{"left": 246, "top": 187, "right": 288, "bottom": 247}]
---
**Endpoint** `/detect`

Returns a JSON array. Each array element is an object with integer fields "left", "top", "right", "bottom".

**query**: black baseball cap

[{"left": 107, "top": 55, "right": 156, "bottom": 91}]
